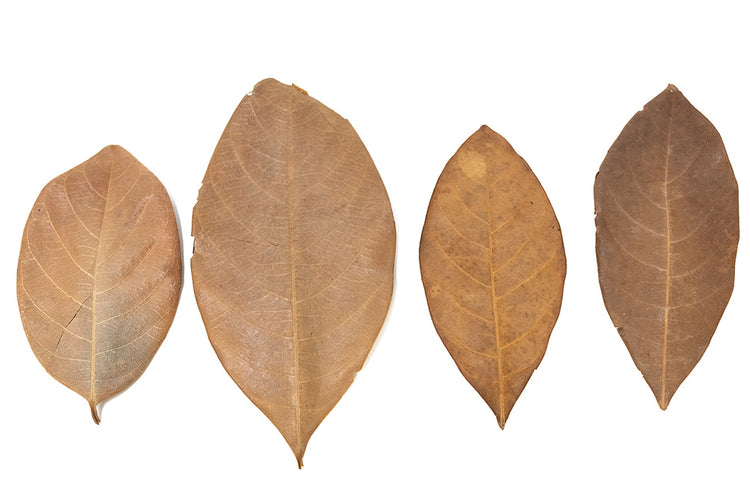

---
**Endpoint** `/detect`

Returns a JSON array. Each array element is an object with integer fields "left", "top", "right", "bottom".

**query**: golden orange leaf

[{"left": 420, "top": 126, "right": 566, "bottom": 428}]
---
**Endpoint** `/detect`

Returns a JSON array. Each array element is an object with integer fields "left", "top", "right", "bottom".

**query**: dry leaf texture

[
  {"left": 191, "top": 79, "right": 395, "bottom": 467},
  {"left": 17, "top": 145, "right": 182, "bottom": 422},
  {"left": 420, "top": 126, "right": 566, "bottom": 428},
  {"left": 594, "top": 85, "right": 738, "bottom": 409}
]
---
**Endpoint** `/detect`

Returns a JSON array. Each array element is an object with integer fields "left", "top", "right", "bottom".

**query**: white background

[{"left": 1, "top": 1, "right": 748, "bottom": 498}]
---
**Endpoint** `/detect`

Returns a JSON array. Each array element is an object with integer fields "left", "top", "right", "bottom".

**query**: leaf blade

[
  {"left": 420, "top": 126, "right": 566, "bottom": 428},
  {"left": 594, "top": 85, "right": 739, "bottom": 409},
  {"left": 191, "top": 79, "right": 396, "bottom": 466},
  {"left": 17, "top": 145, "right": 182, "bottom": 422}
]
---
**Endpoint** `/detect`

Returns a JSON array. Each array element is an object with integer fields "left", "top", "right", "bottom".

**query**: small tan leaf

[
  {"left": 191, "top": 79, "right": 395, "bottom": 467},
  {"left": 594, "top": 85, "right": 739, "bottom": 409},
  {"left": 17, "top": 145, "right": 182, "bottom": 423},
  {"left": 420, "top": 126, "right": 566, "bottom": 428}
]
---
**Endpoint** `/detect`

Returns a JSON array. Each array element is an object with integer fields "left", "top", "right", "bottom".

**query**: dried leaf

[
  {"left": 420, "top": 126, "right": 566, "bottom": 428},
  {"left": 191, "top": 79, "right": 395, "bottom": 467},
  {"left": 594, "top": 85, "right": 739, "bottom": 409},
  {"left": 17, "top": 145, "right": 182, "bottom": 423}
]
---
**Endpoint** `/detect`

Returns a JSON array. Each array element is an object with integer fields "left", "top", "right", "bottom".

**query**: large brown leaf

[
  {"left": 420, "top": 126, "right": 566, "bottom": 428},
  {"left": 594, "top": 85, "right": 739, "bottom": 409},
  {"left": 17, "top": 145, "right": 182, "bottom": 423},
  {"left": 191, "top": 78, "right": 395, "bottom": 467}
]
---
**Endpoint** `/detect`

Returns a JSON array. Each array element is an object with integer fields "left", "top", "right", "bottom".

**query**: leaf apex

[
  {"left": 253, "top": 77, "right": 284, "bottom": 93},
  {"left": 657, "top": 395, "right": 670, "bottom": 411},
  {"left": 474, "top": 124, "right": 499, "bottom": 138},
  {"left": 97, "top": 144, "right": 127, "bottom": 157},
  {"left": 497, "top": 413, "right": 507, "bottom": 430}
]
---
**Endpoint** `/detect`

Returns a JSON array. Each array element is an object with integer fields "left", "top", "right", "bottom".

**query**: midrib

[
  {"left": 89, "top": 160, "right": 114, "bottom": 423},
  {"left": 285, "top": 95, "right": 303, "bottom": 453},
  {"left": 661, "top": 92, "right": 675, "bottom": 409},
  {"left": 485, "top": 165, "right": 505, "bottom": 425}
]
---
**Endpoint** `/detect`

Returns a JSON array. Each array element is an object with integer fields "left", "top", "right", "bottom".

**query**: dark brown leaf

[
  {"left": 420, "top": 126, "right": 566, "bottom": 428},
  {"left": 17, "top": 145, "right": 182, "bottom": 423},
  {"left": 594, "top": 85, "right": 739, "bottom": 409},
  {"left": 191, "top": 79, "right": 396, "bottom": 467}
]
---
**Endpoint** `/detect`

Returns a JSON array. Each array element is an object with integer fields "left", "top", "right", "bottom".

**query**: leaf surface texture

[
  {"left": 191, "top": 79, "right": 395, "bottom": 467},
  {"left": 420, "top": 126, "right": 566, "bottom": 428},
  {"left": 594, "top": 85, "right": 739, "bottom": 409},
  {"left": 17, "top": 145, "right": 182, "bottom": 422}
]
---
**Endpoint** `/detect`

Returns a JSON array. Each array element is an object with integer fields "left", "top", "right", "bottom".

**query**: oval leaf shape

[
  {"left": 17, "top": 145, "right": 182, "bottom": 423},
  {"left": 191, "top": 79, "right": 396, "bottom": 467},
  {"left": 420, "top": 126, "right": 566, "bottom": 428},
  {"left": 594, "top": 85, "right": 739, "bottom": 409}
]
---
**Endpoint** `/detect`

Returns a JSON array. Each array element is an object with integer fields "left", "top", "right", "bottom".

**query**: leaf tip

[
  {"left": 295, "top": 454, "right": 304, "bottom": 469},
  {"left": 497, "top": 413, "right": 507, "bottom": 430},
  {"left": 89, "top": 400, "right": 101, "bottom": 425},
  {"left": 475, "top": 124, "right": 497, "bottom": 138},
  {"left": 665, "top": 83, "right": 679, "bottom": 93},
  {"left": 252, "top": 78, "right": 282, "bottom": 95},
  {"left": 98, "top": 144, "right": 127, "bottom": 157}
]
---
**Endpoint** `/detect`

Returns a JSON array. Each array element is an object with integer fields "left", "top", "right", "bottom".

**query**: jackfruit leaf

[
  {"left": 594, "top": 85, "right": 739, "bottom": 409},
  {"left": 420, "top": 126, "right": 566, "bottom": 428},
  {"left": 17, "top": 145, "right": 182, "bottom": 423},
  {"left": 191, "top": 79, "right": 396, "bottom": 467}
]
